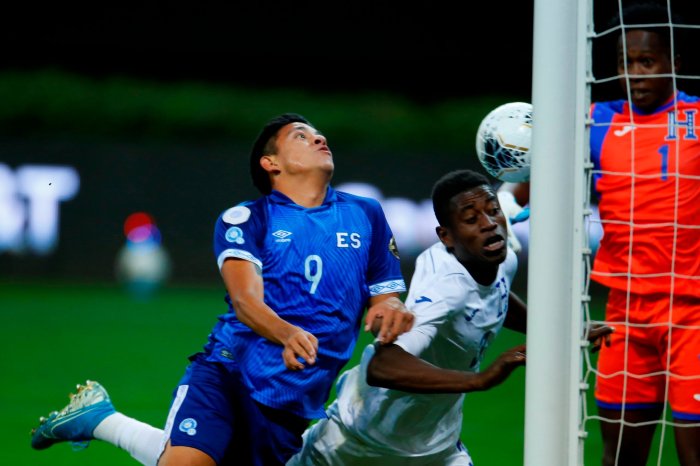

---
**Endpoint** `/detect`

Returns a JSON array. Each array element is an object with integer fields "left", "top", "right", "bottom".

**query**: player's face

[
  {"left": 617, "top": 30, "right": 677, "bottom": 112},
  {"left": 437, "top": 185, "right": 508, "bottom": 276},
  {"left": 271, "top": 122, "right": 334, "bottom": 177}
]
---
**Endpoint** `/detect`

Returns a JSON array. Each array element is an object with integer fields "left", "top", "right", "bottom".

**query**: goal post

[{"left": 524, "top": 0, "right": 590, "bottom": 465}]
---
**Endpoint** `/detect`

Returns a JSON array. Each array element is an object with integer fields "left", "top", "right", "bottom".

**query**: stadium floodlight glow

[
  {"left": 16, "top": 165, "right": 80, "bottom": 254},
  {"left": 0, "top": 164, "right": 24, "bottom": 251},
  {"left": 0, "top": 164, "right": 80, "bottom": 255}
]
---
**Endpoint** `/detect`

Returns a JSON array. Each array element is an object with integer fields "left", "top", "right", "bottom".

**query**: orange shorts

[{"left": 595, "top": 289, "right": 700, "bottom": 420}]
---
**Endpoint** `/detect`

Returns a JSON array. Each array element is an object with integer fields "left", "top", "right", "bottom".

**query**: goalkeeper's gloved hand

[{"left": 497, "top": 191, "right": 529, "bottom": 253}]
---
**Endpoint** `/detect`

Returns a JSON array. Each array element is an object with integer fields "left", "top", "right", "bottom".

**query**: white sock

[{"left": 93, "top": 412, "right": 164, "bottom": 466}]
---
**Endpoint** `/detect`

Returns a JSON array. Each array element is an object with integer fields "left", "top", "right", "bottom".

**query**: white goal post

[
  {"left": 525, "top": 0, "right": 700, "bottom": 465},
  {"left": 524, "top": 0, "right": 590, "bottom": 465}
]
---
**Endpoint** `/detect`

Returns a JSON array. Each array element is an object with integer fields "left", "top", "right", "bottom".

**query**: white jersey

[{"left": 330, "top": 241, "right": 518, "bottom": 456}]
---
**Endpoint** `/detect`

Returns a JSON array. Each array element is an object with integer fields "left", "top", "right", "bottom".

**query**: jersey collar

[
  {"left": 630, "top": 91, "right": 680, "bottom": 116},
  {"left": 268, "top": 186, "right": 337, "bottom": 207}
]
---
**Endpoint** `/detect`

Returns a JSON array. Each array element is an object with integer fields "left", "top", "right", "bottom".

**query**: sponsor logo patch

[
  {"left": 613, "top": 125, "right": 635, "bottom": 137},
  {"left": 272, "top": 230, "right": 292, "bottom": 242}
]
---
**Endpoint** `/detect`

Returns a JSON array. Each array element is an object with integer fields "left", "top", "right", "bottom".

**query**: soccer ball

[{"left": 475, "top": 102, "right": 533, "bottom": 183}]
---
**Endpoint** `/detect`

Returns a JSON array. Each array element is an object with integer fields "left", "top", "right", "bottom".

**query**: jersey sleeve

[
  {"left": 213, "top": 203, "right": 265, "bottom": 271},
  {"left": 362, "top": 198, "right": 406, "bottom": 296},
  {"left": 589, "top": 100, "right": 625, "bottom": 195},
  {"left": 395, "top": 272, "right": 467, "bottom": 356},
  {"left": 394, "top": 286, "right": 466, "bottom": 356}
]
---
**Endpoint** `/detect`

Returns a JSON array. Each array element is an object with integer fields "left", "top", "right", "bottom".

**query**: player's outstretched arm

[
  {"left": 366, "top": 343, "right": 525, "bottom": 394},
  {"left": 221, "top": 258, "right": 318, "bottom": 370},
  {"left": 364, "top": 294, "right": 414, "bottom": 344}
]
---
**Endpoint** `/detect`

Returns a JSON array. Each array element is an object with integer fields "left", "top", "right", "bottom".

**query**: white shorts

[{"left": 286, "top": 415, "right": 473, "bottom": 466}]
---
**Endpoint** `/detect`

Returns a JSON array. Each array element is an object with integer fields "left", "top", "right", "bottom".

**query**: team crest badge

[
  {"left": 225, "top": 226, "right": 245, "bottom": 244},
  {"left": 389, "top": 236, "right": 400, "bottom": 259},
  {"left": 179, "top": 418, "right": 198, "bottom": 436}
]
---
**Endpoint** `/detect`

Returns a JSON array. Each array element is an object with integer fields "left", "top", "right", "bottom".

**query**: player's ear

[
  {"left": 260, "top": 155, "right": 280, "bottom": 174},
  {"left": 436, "top": 225, "right": 454, "bottom": 248}
]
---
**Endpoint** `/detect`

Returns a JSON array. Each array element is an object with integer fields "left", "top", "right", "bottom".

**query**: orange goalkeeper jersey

[{"left": 590, "top": 92, "right": 700, "bottom": 296}]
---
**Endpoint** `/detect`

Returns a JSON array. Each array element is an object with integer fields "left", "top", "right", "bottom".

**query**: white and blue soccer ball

[{"left": 475, "top": 102, "right": 533, "bottom": 183}]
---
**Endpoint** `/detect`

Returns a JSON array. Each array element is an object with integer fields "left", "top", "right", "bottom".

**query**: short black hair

[
  {"left": 608, "top": 2, "right": 684, "bottom": 55},
  {"left": 431, "top": 169, "right": 492, "bottom": 227},
  {"left": 249, "top": 113, "right": 311, "bottom": 194}
]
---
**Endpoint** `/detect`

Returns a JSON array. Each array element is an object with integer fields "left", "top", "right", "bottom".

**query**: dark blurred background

[
  {"left": 3, "top": 3, "right": 537, "bottom": 102},
  {"left": 3, "top": 4, "right": 699, "bottom": 465},
  {"left": 1, "top": 0, "right": 698, "bottom": 287}
]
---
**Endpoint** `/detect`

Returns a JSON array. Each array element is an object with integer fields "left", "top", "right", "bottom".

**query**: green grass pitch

[{"left": 0, "top": 280, "right": 678, "bottom": 465}]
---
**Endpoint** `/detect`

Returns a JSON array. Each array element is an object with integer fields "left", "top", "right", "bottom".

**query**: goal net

[
  {"left": 525, "top": 1, "right": 700, "bottom": 465},
  {"left": 580, "top": 1, "right": 700, "bottom": 465}
]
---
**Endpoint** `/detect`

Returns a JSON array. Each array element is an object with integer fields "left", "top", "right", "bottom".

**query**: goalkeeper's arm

[{"left": 497, "top": 182, "right": 531, "bottom": 253}]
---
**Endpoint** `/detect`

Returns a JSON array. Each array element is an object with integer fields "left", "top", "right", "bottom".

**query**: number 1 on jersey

[
  {"left": 305, "top": 255, "right": 323, "bottom": 294},
  {"left": 658, "top": 144, "right": 668, "bottom": 181}
]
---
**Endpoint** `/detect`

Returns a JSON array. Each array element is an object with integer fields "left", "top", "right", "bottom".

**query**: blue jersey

[{"left": 203, "top": 186, "right": 406, "bottom": 418}]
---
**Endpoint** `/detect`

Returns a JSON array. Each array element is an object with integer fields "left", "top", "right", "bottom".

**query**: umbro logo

[
  {"left": 272, "top": 230, "right": 292, "bottom": 242},
  {"left": 614, "top": 125, "right": 635, "bottom": 137}
]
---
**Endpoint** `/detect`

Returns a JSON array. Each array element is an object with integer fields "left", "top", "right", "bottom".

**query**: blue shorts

[{"left": 161, "top": 356, "right": 310, "bottom": 466}]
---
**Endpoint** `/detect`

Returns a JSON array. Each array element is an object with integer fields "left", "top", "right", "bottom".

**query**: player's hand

[
  {"left": 587, "top": 322, "right": 614, "bottom": 353},
  {"left": 281, "top": 327, "right": 319, "bottom": 370},
  {"left": 478, "top": 344, "right": 526, "bottom": 390},
  {"left": 497, "top": 191, "right": 530, "bottom": 224},
  {"left": 365, "top": 297, "right": 415, "bottom": 345}
]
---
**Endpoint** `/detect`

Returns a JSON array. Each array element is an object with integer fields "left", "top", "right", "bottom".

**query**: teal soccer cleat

[{"left": 31, "top": 380, "right": 115, "bottom": 450}]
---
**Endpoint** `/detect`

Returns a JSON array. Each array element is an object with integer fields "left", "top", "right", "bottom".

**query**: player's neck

[
  {"left": 463, "top": 262, "right": 499, "bottom": 286},
  {"left": 273, "top": 176, "right": 329, "bottom": 208}
]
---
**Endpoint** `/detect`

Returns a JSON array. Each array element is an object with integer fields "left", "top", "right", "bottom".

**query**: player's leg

[
  {"left": 668, "top": 297, "right": 700, "bottom": 466},
  {"left": 597, "top": 406, "right": 662, "bottom": 466},
  {"left": 94, "top": 412, "right": 164, "bottom": 465},
  {"left": 158, "top": 357, "right": 309, "bottom": 466},
  {"left": 250, "top": 402, "right": 309, "bottom": 466},
  {"left": 31, "top": 380, "right": 116, "bottom": 450},
  {"left": 157, "top": 359, "right": 243, "bottom": 466},
  {"left": 286, "top": 416, "right": 342, "bottom": 466},
  {"left": 440, "top": 440, "right": 474, "bottom": 466},
  {"left": 158, "top": 441, "right": 216, "bottom": 466},
  {"left": 31, "top": 380, "right": 163, "bottom": 466},
  {"left": 673, "top": 421, "right": 700, "bottom": 466},
  {"left": 287, "top": 408, "right": 392, "bottom": 466},
  {"left": 595, "top": 290, "right": 666, "bottom": 466}
]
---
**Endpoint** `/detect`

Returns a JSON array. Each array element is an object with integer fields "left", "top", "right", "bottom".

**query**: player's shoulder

[
  {"left": 218, "top": 199, "right": 265, "bottom": 226},
  {"left": 408, "top": 243, "right": 471, "bottom": 310},
  {"left": 415, "top": 241, "right": 447, "bottom": 265},
  {"left": 335, "top": 190, "right": 388, "bottom": 223},
  {"left": 677, "top": 91, "right": 700, "bottom": 106},
  {"left": 335, "top": 190, "right": 382, "bottom": 209},
  {"left": 591, "top": 99, "right": 626, "bottom": 117},
  {"left": 415, "top": 242, "right": 468, "bottom": 281}
]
